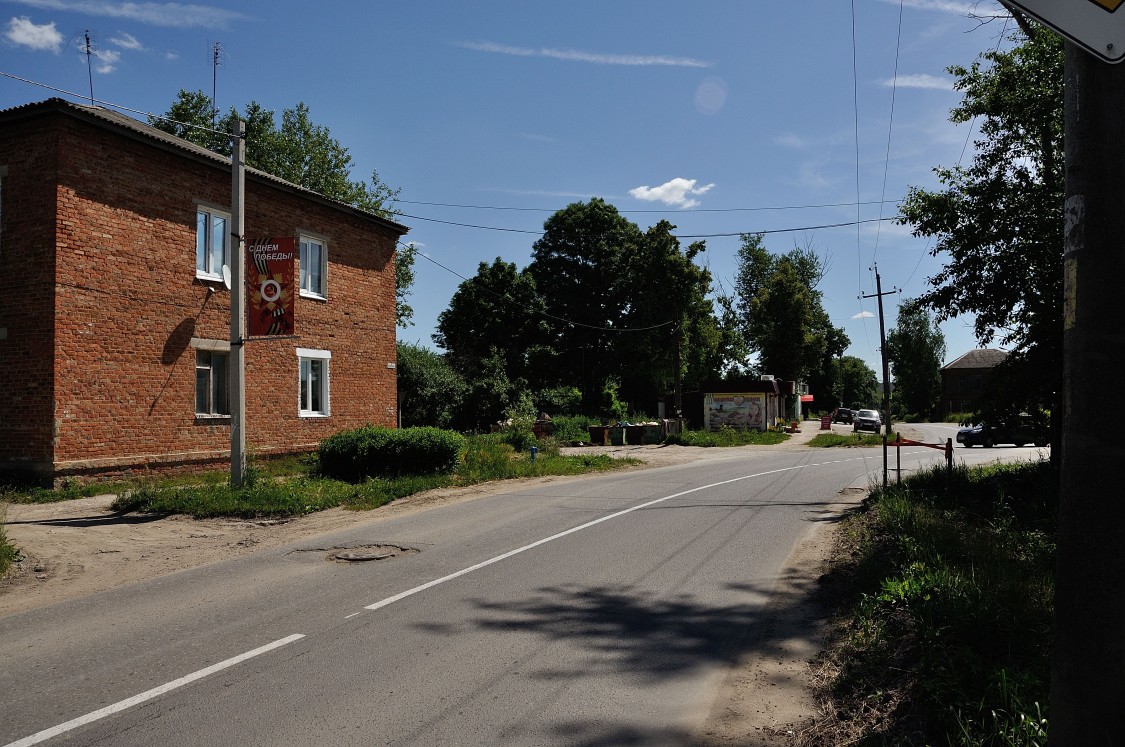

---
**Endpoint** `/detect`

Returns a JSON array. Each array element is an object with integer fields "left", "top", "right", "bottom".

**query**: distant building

[
  {"left": 940, "top": 348, "right": 1007, "bottom": 418},
  {"left": 0, "top": 98, "right": 409, "bottom": 482},
  {"left": 682, "top": 378, "right": 785, "bottom": 432}
]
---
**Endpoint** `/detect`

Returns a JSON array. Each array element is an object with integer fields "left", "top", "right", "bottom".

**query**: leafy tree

[
  {"left": 896, "top": 25, "right": 1062, "bottom": 433},
  {"left": 733, "top": 234, "right": 848, "bottom": 386},
  {"left": 434, "top": 258, "right": 550, "bottom": 387},
  {"left": 614, "top": 220, "right": 732, "bottom": 413},
  {"left": 527, "top": 199, "right": 643, "bottom": 411},
  {"left": 885, "top": 300, "right": 946, "bottom": 419},
  {"left": 395, "top": 342, "right": 465, "bottom": 429},
  {"left": 834, "top": 355, "right": 880, "bottom": 410},
  {"left": 151, "top": 91, "right": 400, "bottom": 217},
  {"left": 395, "top": 243, "right": 417, "bottom": 329}
]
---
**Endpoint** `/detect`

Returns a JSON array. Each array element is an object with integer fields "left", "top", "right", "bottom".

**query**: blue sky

[{"left": 1, "top": 0, "right": 1015, "bottom": 378}]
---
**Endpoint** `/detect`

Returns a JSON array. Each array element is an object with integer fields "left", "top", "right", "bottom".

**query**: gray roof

[
  {"left": 0, "top": 98, "right": 409, "bottom": 237},
  {"left": 942, "top": 348, "right": 1008, "bottom": 371}
]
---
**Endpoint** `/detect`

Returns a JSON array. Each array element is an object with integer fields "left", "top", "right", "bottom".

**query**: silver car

[{"left": 853, "top": 408, "right": 882, "bottom": 432}]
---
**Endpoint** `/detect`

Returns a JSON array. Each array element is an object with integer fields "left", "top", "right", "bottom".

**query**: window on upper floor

[
  {"left": 196, "top": 207, "right": 230, "bottom": 281},
  {"left": 195, "top": 349, "right": 230, "bottom": 416},
  {"left": 299, "top": 235, "right": 327, "bottom": 298},
  {"left": 298, "top": 348, "right": 331, "bottom": 417}
]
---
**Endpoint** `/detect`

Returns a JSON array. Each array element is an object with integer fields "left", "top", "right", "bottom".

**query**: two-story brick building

[
  {"left": 940, "top": 348, "right": 1007, "bottom": 418},
  {"left": 0, "top": 98, "right": 409, "bottom": 482}
]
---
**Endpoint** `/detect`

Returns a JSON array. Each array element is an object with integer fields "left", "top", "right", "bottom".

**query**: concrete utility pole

[
  {"left": 1050, "top": 41, "right": 1125, "bottom": 745},
  {"left": 229, "top": 119, "right": 247, "bottom": 487}
]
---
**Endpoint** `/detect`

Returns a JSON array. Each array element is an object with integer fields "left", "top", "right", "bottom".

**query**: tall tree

[
  {"left": 151, "top": 91, "right": 400, "bottom": 217},
  {"left": 734, "top": 234, "right": 848, "bottom": 386},
  {"left": 434, "top": 258, "right": 551, "bottom": 426},
  {"left": 395, "top": 341, "right": 464, "bottom": 429},
  {"left": 834, "top": 355, "right": 880, "bottom": 410},
  {"left": 885, "top": 300, "right": 946, "bottom": 419},
  {"left": 527, "top": 199, "right": 643, "bottom": 411},
  {"left": 897, "top": 25, "right": 1062, "bottom": 432},
  {"left": 614, "top": 221, "right": 730, "bottom": 412}
]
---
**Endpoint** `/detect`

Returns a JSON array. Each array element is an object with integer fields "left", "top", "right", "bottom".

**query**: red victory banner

[{"left": 246, "top": 237, "right": 296, "bottom": 337}]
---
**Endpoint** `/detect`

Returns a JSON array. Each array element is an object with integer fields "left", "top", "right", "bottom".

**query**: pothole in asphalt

[
  {"left": 287, "top": 543, "right": 419, "bottom": 562},
  {"left": 329, "top": 544, "right": 418, "bottom": 563}
]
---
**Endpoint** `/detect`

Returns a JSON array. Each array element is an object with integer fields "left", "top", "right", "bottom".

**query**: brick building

[
  {"left": 0, "top": 98, "right": 409, "bottom": 482},
  {"left": 940, "top": 348, "right": 1007, "bottom": 418}
]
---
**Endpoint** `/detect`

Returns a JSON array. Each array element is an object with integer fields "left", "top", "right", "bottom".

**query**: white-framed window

[
  {"left": 297, "top": 348, "right": 331, "bottom": 417},
  {"left": 299, "top": 235, "right": 327, "bottom": 298},
  {"left": 196, "top": 206, "right": 230, "bottom": 280},
  {"left": 195, "top": 349, "right": 230, "bottom": 416}
]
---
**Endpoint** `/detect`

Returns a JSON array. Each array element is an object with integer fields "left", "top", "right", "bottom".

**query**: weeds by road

[{"left": 800, "top": 460, "right": 1054, "bottom": 746}]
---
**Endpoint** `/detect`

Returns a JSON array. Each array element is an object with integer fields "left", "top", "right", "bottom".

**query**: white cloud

[
  {"left": 94, "top": 47, "right": 119, "bottom": 72},
  {"left": 6, "top": 0, "right": 247, "bottom": 29},
  {"left": 774, "top": 132, "right": 807, "bottom": 149},
  {"left": 459, "top": 40, "right": 712, "bottom": 68},
  {"left": 852, "top": 310, "right": 876, "bottom": 319},
  {"left": 5, "top": 15, "right": 62, "bottom": 51},
  {"left": 882, "top": 0, "right": 977, "bottom": 13},
  {"left": 629, "top": 178, "right": 715, "bottom": 209},
  {"left": 882, "top": 73, "right": 954, "bottom": 90},
  {"left": 110, "top": 31, "right": 142, "bottom": 50}
]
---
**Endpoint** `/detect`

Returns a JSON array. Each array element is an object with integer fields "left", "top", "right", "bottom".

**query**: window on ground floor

[
  {"left": 297, "top": 348, "right": 331, "bottom": 416},
  {"left": 195, "top": 349, "right": 230, "bottom": 416}
]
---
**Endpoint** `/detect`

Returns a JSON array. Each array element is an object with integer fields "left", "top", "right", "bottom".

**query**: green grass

[
  {"left": 807, "top": 431, "right": 886, "bottom": 447},
  {"left": 0, "top": 509, "right": 19, "bottom": 577},
  {"left": 94, "top": 435, "right": 635, "bottom": 519},
  {"left": 666, "top": 426, "right": 789, "bottom": 447},
  {"left": 805, "top": 460, "right": 1055, "bottom": 746}
]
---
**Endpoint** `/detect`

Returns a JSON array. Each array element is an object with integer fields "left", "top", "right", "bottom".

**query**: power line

[{"left": 396, "top": 198, "right": 902, "bottom": 214}]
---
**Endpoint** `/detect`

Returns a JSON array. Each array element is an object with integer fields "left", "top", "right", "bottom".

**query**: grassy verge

[
  {"left": 101, "top": 436, "right": 632, "bottom": 519},
  {"left": 667, "top": 427, "right": 789, "bottom": 447},
  {"left": 807, "top": 431, "right": 885, "bottom": 447},
  {"left": 802, "top": 460, "right": 1054, "bottom": 746}
]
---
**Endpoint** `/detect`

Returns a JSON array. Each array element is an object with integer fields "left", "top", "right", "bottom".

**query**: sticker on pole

[{"left": 1006, "top": 0, "right": 1125, "bottom": 62}]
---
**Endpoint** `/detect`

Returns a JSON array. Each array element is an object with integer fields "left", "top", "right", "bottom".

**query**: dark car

[
  {"left": 956, "top": 418, "right": 1049, "bottom": 448},
  {"left": 832, "top": 407, "right": 854, "bottom": 424},
  {"left": 852, "top": 408, "right": 882, "bottom": 432}
]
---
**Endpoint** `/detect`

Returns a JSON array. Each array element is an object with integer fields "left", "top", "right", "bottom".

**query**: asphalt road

[{"left": 0, "top": 438, "right": 1042, "bottom": 746}]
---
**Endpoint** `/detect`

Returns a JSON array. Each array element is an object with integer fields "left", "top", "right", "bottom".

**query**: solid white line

[
  {"left": 4, "top": 634, "right": 305, "bottom": 747},
  {"left": 365, "top": 456, "right": 870, "bottom": 612}
]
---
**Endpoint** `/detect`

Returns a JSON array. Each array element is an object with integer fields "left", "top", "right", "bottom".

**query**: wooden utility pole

[
  {"left": 1050, "top": 41, "right": 1125, "bottom": 745},
  {"left": 863, "top": 268, "right": 897, "bottom": 489}
]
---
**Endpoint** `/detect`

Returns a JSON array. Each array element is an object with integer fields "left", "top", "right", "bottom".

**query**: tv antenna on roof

[
  {"left": 83, "top": 30, "right": 95, "bottom": 105},
  {"left": 210, "top": 42, "right": 223, "bottom": 128}
]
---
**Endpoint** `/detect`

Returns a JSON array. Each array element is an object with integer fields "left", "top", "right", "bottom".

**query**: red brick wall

[
  {"left": 3, "top": 106, "right": 403, "bottom": 479},
  {"left": 0, "top": 116, "right": 59, "bottom": 470}
]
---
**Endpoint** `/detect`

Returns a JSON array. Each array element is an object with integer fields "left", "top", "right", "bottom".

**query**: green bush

[
  {"left": 550, "top": 415, "right": 600, "bottom": 443},
  {"left": 318, "top": 426, "right": 465, "bottom": 482}
]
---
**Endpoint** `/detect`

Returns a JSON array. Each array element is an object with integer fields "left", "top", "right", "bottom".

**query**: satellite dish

[{"left": 221, "top": 264, "right": 231, "bottom": 290}]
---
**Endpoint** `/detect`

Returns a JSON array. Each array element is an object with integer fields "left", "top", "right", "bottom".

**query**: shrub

[{"left": 318, "top": 426, "right": 465, "bottom": 482}]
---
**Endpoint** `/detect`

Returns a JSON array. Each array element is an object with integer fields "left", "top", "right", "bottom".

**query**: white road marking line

[
  {"left": 365, "top": 455, "right": 883, "bottom": 612},
  {"left": 4, "top": 634, "right": 305, "bottom": 747}
]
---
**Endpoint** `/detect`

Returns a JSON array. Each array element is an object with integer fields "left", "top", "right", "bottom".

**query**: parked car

[
  {"left": 852, "top": 408, "right": 882, "bottom": 432},
  {"left": 956, "top": 419, "right": 1048, "bottom": 448},
  {"left": 832, "top": 407, "right": 854, "bottom": 424}
]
